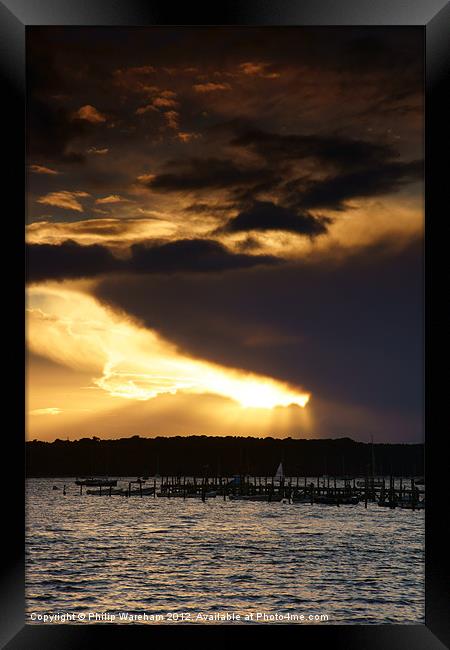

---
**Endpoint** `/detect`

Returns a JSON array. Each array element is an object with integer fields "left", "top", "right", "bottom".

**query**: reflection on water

[{"left": 26, "top": 479, "right": 424, "bottom": 624}]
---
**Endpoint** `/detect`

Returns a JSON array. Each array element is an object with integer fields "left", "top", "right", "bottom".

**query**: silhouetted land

[{"left": 26, "top": 436, "right": 424, "bottom": 478}]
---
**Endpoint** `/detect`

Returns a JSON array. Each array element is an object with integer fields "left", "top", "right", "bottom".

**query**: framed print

[{"left": 1, "top": 0, "right": 449, "bottom": 648}]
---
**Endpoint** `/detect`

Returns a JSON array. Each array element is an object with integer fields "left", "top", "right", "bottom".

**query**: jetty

[{"left": 72, "top": 473, "right": 424, "bottom": 509}]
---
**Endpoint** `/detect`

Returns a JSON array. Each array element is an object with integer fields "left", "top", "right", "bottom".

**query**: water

[{"left": 26, "top": 478, "right": 424, "bottom": 625}]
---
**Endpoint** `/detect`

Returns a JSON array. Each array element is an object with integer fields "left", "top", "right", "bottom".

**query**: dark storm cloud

[
  {"left": 182, "top": 202, "right": 235, "bottom": 215},
  {"left": 140, "top": 128, "right": 422, "bottom": 216},
  {"left": 28, "top": 101, "right": 88, "bottom": 164},
  {"left": 288, "top": 160, "right": 424, "bottom": 211},
  {"left": 144, "top": 158, "right": 278, "bottom": 193},
  {"left": 26, "top": 239, "right": 280, "bottom": 282},
  {"left": 226, "top": 126, "right": 423, "bottom": 211},
  {"left": 27, "top": 49, "right": 88, "bottom": 164},
  {"left": 93, "top": 238, "right": 423, "bottom": 428},
  {"left": 230, "top": 128, "right": 396, "bottom": 171},
  {"left": 129, "top": 239, "right": 280, "bottom": 273},
  {"left": 27, "top": 240, "right": 117, "bottom": 282},
  {"left": 220, "top": 201, "right": 332, "bottom": 237}
]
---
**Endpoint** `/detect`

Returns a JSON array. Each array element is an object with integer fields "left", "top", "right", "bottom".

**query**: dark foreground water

[{"left": 26, "top": 479, "right": 424, "bottom": 625}]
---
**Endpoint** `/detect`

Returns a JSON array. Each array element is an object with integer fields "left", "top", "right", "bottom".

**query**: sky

[{"left": 26, "top": 27, "right": 424, "bottom": 442}]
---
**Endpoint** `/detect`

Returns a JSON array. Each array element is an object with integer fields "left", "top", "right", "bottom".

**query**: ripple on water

[{"left": 26, "top": 479, "right": 424, "bottom": 625}]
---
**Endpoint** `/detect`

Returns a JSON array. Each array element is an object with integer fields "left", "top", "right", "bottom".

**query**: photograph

[{"left": 25, "top": 25, "right": 425, "bottom": 627}]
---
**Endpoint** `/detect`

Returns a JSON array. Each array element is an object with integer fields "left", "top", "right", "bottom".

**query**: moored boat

[
  {"left": 228, "top": 493, "right": 282, "bottom": 502},
  {"left": 75, "top": 477, "right": 117, "bottom": 487}
]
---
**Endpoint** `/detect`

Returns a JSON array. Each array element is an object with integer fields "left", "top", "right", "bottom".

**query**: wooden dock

[{"left": 73, "top": 475, "right": 425, "bottom": 509}]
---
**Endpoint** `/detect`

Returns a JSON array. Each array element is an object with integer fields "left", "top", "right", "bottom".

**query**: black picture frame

[{"left": 2, "top": 0, "right": 449, "bottom": 647}]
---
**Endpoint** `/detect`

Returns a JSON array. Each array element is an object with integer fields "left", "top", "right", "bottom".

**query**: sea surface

[{"left": 26, "top": 478, "right": 424, "bottom": 625}]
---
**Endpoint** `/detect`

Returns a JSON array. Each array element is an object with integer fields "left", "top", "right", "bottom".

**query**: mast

[{"left": 370, "top": 435, "right": 376, "bottom": 479}]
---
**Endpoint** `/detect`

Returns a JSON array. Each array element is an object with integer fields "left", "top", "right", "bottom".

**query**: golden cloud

[
  {"left": 74, "top": 104, "right": 107, "bottom": 123},
  {"left": 37, "top": 191, "right": 90, "bottom": 212},
  {"left": 26, "top": 217, "right": 178, "bottom": 247},
  {"left": 135, "top": 104, "right": 159, "bottom": 115},
  {"left": 29, "top": 407, "right": 62, "bottom": 416},
  {"left": 193, "top": 82, "right": 231, "bottom": 93},
  {"left": 177, "top": 132, "right": 201, "bottom": 143},
  {"left": 87, "top": 147, "right": 109, "bottom": 155},
  {"left": 95, "top": 194, "right": 126, "bottom": 205},
  {"left": 30, "top": 164, "right": 60, "bottom": 175},
  {"left": 239, "top": 62, "right": 281, "bottom": 78},
  {"left": 164, "top": 110, "right": 179, "bottom": 130},
  {"left": 152, "top": 96, "right": 178, "bottom": 108},
  {"left": 27, "top": 285, "right": 310, "bottom": 410}
]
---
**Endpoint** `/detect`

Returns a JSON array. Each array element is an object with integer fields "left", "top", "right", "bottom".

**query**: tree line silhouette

[{"left": 26, "top": 435, "right": 424, "bottom": 478}]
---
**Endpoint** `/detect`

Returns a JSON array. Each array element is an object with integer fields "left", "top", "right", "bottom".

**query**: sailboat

[
  {"left": 274, "top": 461, "right": 284, "bottom": 483},
  {"left": 75, "top": 442, "right": 117, "bottom": 487},
  {"left": 228, "top": 463, "right": 285, "bottom": 502},
  {"left": 357, "top": 436, "right": 383, "bottom": 487}
]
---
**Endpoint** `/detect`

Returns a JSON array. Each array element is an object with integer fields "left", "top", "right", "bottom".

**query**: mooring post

[
  {"left": 80, "top": 484, "right": 83, "bottom": 496},
  {"left": 389, "top": 476, "right": 395, "bottom": 508},
  {"left": 109, "top": 485, "right": 112, "bottom": 497}
]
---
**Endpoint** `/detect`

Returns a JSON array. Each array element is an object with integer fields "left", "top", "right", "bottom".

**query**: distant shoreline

[{"left": 26, "top": 435, "right": 424, "bottom": 479}]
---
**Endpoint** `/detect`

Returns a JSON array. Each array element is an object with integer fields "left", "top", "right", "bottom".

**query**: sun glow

[{"left": 27, "top": 285, "right": 310, "bottom": 411}]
